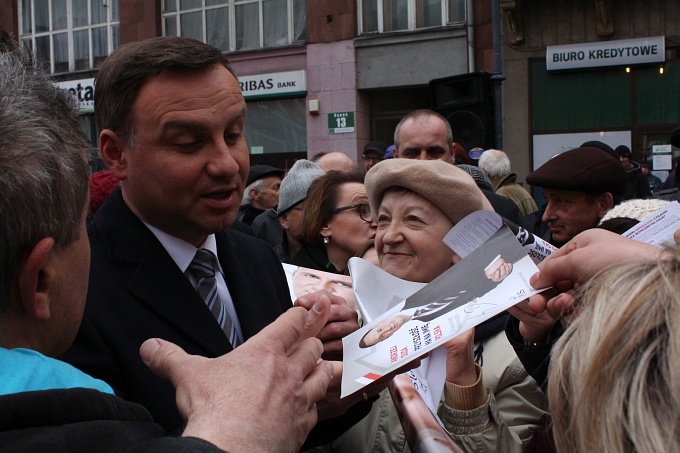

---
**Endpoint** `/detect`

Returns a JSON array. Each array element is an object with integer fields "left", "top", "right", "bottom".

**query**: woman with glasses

[{"left": 292, "top": 171, "right": 376, "bottom": 274}]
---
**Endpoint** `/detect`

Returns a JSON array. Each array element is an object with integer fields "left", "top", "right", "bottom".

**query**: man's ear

[
  {"left": 250, "top": 188, "right": 260, "bottom": 202},
  {"left": 100, "top": 129, "right": 128, "bottom": 181},
  {"left": 279, "top": 213, "right": 289, "bottom": 229},
  {"left": 597, "top": 193, "right": 615, "bottom": 218},
  {"left": 16, "top": 237, "right": 55, "bottom": 321}
]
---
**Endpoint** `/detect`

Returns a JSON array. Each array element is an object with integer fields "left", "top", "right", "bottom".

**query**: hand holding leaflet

[{"left": 342, "top": 225, "right": 544, "bottom": 398}]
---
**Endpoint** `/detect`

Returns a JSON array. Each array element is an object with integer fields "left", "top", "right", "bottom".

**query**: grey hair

[
  {"left": 393, "top": 109, "right": 453, "bottom": 152},
  {"left": 477, "top": 149, "right": 511, "bottom": 180},
  {"left": 242, "top": 178, "right": 265, "bottom": 204},
  {"left": 549, "top": 246, "right": 680, "bottom": 453},
  {"left": 0, "top": 40, "right": 90, "bottom": 311}
]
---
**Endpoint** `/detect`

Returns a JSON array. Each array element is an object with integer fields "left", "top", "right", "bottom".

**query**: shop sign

[
  {"left": 546, "top": 36, "right": 665, "bottom": 71},
  {"left": 652, "top": 144, "right": 673, "bottom": 171},
  {"left": 57, "top": 78, "right": 95, "bottom": 112},
  {"left": 239, "top": 70, "right": 306, "bottom": 100},
  {"left": 328, "top": 112, "right": 355, "bottom": 134}
]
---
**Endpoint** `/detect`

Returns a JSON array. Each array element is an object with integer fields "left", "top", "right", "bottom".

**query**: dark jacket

[
  {"left": 290, "top": 242, "right": 340, "bottom": 274},
  {"left": 0, "top": 388, "right": 222, "bottom": 452},
  {"left": 61, "top": 188, "right": 295, "bottom": 432},
  {"left": 236, "top": 203, "right": 264, "bottom": 226},
  {"left": 481, "top": 189, "right": 522, "bottom": 225},
  {"left": 622, "top": 161, "right": 652, "bottom": 201},
  {"left": 251, "top": 207, "right": 283, "bottom": 248},
  {"left": 60, "top": 188, "right": 370, "bottom": 446}
]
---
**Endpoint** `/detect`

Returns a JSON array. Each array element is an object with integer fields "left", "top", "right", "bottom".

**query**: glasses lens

[{"left": 358, "top": 204, "right": 371, "bottom": 222}]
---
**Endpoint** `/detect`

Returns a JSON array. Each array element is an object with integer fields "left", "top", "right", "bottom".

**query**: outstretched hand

[
  {"left": 140, "top": 296, "right": 334, "bottom": 453},
  {"left": 509, "top": 229, "right": 664, "bottom": 342}
]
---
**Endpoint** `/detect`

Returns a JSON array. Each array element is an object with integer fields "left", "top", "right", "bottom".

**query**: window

[
  {"left": 245, "top": 98, "right": 307, "bottom": 154},
  {"left": 19, "top": 0, "right": 120, "bottom": 74},
  {"left": 359, "top": 0, "right": 465, "bottom": 34},
  {"left": 162, "top": 0, "right": 306, "bottom": 52}
]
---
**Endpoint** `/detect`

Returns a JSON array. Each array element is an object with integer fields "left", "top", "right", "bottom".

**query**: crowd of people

[{"left": 2, "top": 31, "right": 680, "bottom": 453}]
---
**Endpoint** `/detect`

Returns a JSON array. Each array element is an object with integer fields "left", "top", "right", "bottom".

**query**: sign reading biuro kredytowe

[{"left": 546, "top": 36, "right": 665, "bottom": 71}]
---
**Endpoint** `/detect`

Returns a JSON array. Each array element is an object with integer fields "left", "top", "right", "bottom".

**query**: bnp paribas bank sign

[{"left": 546, "top": 36, "right": 665, "bottom": 71}]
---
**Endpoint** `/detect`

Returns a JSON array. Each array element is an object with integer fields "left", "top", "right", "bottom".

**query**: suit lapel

[{"left": 95, "top": 189, "right": 232, "bottom": 356}]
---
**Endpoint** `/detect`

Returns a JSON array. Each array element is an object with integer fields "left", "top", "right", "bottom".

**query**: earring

[{"left": 323, "top": 237, "right": 330, "bottom": 244}]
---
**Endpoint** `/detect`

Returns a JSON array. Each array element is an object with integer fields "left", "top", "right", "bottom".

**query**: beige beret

[{"left": 365, "top": 159, "right": 493, "bottom": 224}]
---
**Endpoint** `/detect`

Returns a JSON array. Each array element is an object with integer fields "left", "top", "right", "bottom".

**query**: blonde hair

[{"left": 548, "top": 246, "right": 680, "bottom": 453}]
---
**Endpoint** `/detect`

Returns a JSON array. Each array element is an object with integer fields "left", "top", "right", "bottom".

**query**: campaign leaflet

[
  {"left": 282, "top": 263, "right": 357, "bottom": 310},
  {"left": 341, "top": 225, "right": 543, "bottom": 398}
]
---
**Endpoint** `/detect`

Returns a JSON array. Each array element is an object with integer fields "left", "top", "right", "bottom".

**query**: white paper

[
  {"left": 341, "top": 226, "right": 542, "bottom": 398},
  {"left": 623, "top": 200, "right": 680, "bottom": 247}
]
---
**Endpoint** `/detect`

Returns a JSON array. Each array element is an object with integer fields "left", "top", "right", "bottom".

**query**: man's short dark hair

[{"left": 94, "top": 37, "right": 236, "bottom": 146}]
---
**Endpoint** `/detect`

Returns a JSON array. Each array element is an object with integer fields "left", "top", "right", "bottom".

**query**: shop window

[
  {"left": 358, "top": 0, "right": 465, "bottom": 34},
  {"left": 531, "top": 59, "right": 630, "bottom": 131},
  {"left": 19, "top": 0, "right": 120, "bottom": 74},
  {"left": 162, "top": 0, "right": 306, "bottom": 52},
  {"left": 244, "top": 98, "right": 306, "bottom": 154},
  {"left": 636, "top": 62, "right": 680, "bottom": 125}
]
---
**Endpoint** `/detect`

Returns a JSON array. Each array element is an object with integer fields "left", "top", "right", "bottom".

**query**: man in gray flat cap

[
  {"left": 275, "top": 159, "right": 326, "bottom": 262},
  {"left": 526, "top": 146, "right": 627, "bottom": 247}
]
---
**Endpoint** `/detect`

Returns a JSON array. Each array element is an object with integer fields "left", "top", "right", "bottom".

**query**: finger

[
  {"left": 325, "top": 303, "right": 358, "bottom": 325},
  {"left": 546, "top": 292, "right": 577, "bottom": 318},
  {"left": 299, "top": 361, "right": 333, "bottom": 407},
  {"left": 140, "top": 338, "right": 196, "bottom": 385},
  {"left": 252, "top": 306, "right": 316, "bottom": 354},
  {"left": 300, "top": 295, "right": 332, "bottom": 341},
  {"left": 288, "top": 336, "right": 325, "bottom": 377}
]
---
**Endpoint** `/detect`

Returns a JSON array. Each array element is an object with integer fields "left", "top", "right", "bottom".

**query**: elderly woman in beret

[{"left": 335, "top": 159, "right": 548, "bottom": 453}]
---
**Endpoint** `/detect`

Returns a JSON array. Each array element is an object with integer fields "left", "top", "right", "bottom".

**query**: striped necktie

[{"left": 187, "top": 249, "right": 239, "bottom": 348}]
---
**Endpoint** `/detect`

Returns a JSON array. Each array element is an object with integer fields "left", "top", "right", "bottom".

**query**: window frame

[
  {"left": 357, "top": 0, "right": 466, "bottom": 35},
  {"left": 19, "top": 0, "right": 120, "bottom": 74},
  {"left": 161, "top": 0, "right": 305, "bottom": 52}
]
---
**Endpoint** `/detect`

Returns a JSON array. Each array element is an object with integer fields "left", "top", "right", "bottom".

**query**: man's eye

[
  {"left": 225, "top": 133, "right": 242, "bottom": 144},
  {"left": 175, "top": 141, "right": 200, "bottom": 151}
]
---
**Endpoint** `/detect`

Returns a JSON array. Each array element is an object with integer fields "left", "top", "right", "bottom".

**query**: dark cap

[
  {"left": 671, "top": 127, "right": 680, "bottom": 148},
  {"left": 246, "top": 165, "right": 285, "bottom": 187},
  {"left": 527, "top": 147, "right": 627, "bottom": 196},
  {"left": 615, "top": 145, "right": 631, "bottom": 159},
  {"left": 363, "top": 141, "right": 388, "bottom": 157}
]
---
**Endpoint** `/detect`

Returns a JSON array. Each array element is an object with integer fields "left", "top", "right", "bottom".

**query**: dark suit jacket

[{"left": 60, "top": 188, "right": 292, "bottom": 433}]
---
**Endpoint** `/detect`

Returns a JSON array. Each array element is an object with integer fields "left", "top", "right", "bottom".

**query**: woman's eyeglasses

[{"left": 330, "top": 203, "right": 372, "bottom": 222}]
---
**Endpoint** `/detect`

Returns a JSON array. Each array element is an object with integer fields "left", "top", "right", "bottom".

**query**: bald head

[
  {"left": 393, "top": 110, "right": 454, "bottom": 163},
  {"left": 314, "top": 152, "right": 357, "bottom": 173}
]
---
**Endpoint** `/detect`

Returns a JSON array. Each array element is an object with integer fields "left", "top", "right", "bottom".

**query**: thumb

[{"left": 140, "top": 338, "right": 195, "bottom": 385}]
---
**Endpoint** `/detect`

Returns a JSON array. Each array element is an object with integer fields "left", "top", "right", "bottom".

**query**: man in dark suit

[
  {"left": 0, "top": 35, "right": 331, "bottom": 452},
  {"left": 60, "top": 37, "right": 372, "bottom": 443}
]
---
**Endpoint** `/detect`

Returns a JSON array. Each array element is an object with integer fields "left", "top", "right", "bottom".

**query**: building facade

[
  {"left": 501, "top": 0, "right": 680, "bottom": 186},
  {"left": 0, "top": 0, "right": 494, "bottom": 170},
  {"left": 2, "top": 0, "right": 677, "bottom": 183}
]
